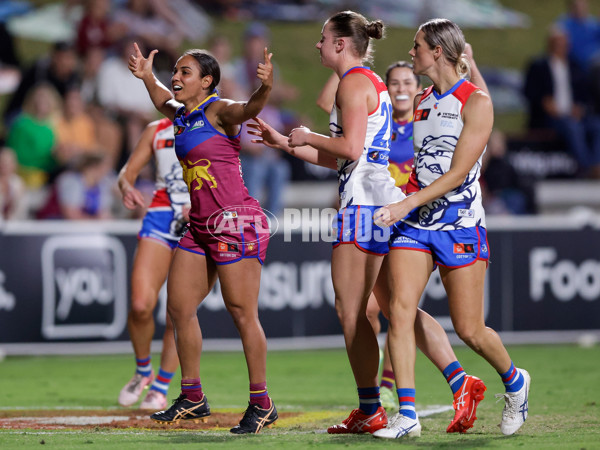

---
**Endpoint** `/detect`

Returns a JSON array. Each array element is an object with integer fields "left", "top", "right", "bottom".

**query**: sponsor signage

[{"left": 0, "top": 220, "right": 599, "bottom": 345}]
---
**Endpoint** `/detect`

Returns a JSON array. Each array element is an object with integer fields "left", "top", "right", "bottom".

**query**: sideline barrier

[{"left": 1, "top": 216, "right": 599, "bottom": 354}]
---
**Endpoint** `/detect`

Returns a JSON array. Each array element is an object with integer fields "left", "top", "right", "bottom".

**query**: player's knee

[
  {"left": 455, "top": 325, "right": 482, "bottom": 350},
  {"left": 129, "top": 299, "right": 154, "bottom": 321}
]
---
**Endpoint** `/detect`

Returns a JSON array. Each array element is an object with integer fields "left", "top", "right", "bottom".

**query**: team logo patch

[
  {"left": 174, "top": 125, "right": 185, "bottom": 136},
  {"left": 454, "top": 243, "right": 475, "bottom": 254},
  {"left": 247, "top": 242, "right": 255, "bottom": 251},
  {"left": 181, "top": 159, "right": 217, "bottom": 191},
  {"left": 414, "top": 108, "right": 431, "bottom": 122}
]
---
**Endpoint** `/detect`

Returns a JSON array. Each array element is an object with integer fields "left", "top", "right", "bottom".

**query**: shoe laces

[
  {"left": 239, "top": 403, "right": 261, "bottom": 427},
  {"left": 127, "top": 373, "right": 145, "bottom": 393},
  {"left": 342, "top": 408, "right": 359, "bottom": 425},
  {"left": 172, "top": 393, "right": 187, "bottom": 405},
  {"left": 145, "top": 390, "right": 160, "bottom": 401},
  {"left": 495, "top": 392, "right": 518, "bottom": 418}
]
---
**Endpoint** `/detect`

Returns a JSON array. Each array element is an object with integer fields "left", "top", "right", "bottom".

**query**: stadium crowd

[{"left": 1, "top": 0, "right": 600, "bottom": 221}]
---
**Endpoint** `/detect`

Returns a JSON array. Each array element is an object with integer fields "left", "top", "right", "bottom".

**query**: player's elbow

[{"left": 346, "top": 144, "right": 363, "bottom": 161}]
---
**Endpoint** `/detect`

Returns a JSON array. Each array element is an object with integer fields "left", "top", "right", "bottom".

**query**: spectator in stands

[
  {"left": 0, "top": 23, "right": 21, "bottom": 97},
  {"left": 54, "top": 86, "right": 100, "bottom": 166},
  {"left": 208, "top": 34, "right": 238, "bottom": 99},
  {"left": 555, "top": 0, "right": 600, "bottom": 71},
  {"left": 481, "top": 130, "right": 536, "bottom": 215},
  {"left": 112, "top": 0, "right": 186, "bottom": 67},
  {"left": 3, "top": 41, "right": 79, "bottom": 126},
  {"left": 6, "top": 83, "right": 61, "bottom": 190},
  {"left": 76, "top": 0, "right": 117, "bottom": 57},
  {"left": 96, "top": 39, "right": 156, "bottom": 159},
  {"left": 52, "top": 153, "right": 116, "bottom": 220},
  {"left": 523, "top": 25, "right": 600, "bottom": 177},
  {"left": 0, "top": 146, "right": 27, "bottom": 220}
]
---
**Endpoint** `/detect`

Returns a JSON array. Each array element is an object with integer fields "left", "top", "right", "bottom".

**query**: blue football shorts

[
  {"left": 332, "top": 205, "right": 391, "bottom": 255},
  {"left": 389, "top": 222, "right": 489, "bottom": 268}
]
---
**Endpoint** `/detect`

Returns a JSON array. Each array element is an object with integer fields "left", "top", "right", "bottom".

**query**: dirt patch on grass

[{"left": 0, "top": 409, "right": 298, "bottom": 431}]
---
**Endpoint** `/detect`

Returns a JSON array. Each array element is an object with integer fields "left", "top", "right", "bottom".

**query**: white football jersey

[
  {"left": 152, "top": 118, "right": 189, "bottom": 208},
  {"left": 405, "top": 79, "right": 486, "bottom": 230},
  {"left": 331, "top": 66, "right": 405, "bottom": 209}
]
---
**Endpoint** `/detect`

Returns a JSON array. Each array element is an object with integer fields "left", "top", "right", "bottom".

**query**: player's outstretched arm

[
  {"left": 248, "top": 117, "right": 336, "bottom": 169},
  {"left": 118, "top": 121, "right": 157, "bottom": 210},
  {"left": 218, "top": 47, "right": 274, "bottom": 126},
  {"left": 128, "top": 42, "right": 180, "bottom": 121}
]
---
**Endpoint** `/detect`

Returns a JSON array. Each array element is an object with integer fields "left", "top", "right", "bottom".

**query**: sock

[
  {"left": 249, "top": 382, "right": 271, "bottom": 409},
  {"left": 135, "top": 356, "right": 152, "bottom": 377},
  {"left": 357, "top": 386, "right": 381, "bottom": 415},
  {"left": 397, "top": 388, "right": 417, "bottom": 419},
  {"left": 181, "top": 378, "right": 204, "bottom": 402},
  {"left": 149, "top": 368, "right": 175, "bottom": 395},
  {"left": 380, "top": 370, "right": 395, "bottom": 390},
  {"left": 442, "top": 361, "right": 466, "bottom": 395},
  {"left": 499, "top": 362, "right": 524, "bottom": 393}
]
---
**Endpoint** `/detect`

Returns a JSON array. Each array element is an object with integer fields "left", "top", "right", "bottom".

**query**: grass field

[{"left": 1, "top": 344, "right": 599, "bottom": 448}]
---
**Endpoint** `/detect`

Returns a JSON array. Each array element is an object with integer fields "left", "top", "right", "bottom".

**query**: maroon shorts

[{"left": 177, "top": 221, "right": 269, "bottom": 265}]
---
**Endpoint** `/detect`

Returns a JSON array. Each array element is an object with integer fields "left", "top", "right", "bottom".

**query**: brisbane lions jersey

[{"left": 173, "top": 94, "right": 262, "bottom": 229}]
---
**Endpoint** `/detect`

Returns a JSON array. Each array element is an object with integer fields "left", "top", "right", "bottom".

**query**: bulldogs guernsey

[
  {"left": 173, "top": 93, "right": 265, "bottom": 234},
  {"left": 146, "top": 118, "right": 189, "bottom": 238},
  {"left": 406, "top": 79, "right": 486, "bottom": 231},
  {"left": 331, "top": 67, "right": 405, "bottom": 209}
]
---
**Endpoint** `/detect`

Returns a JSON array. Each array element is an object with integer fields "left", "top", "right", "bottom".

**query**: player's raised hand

[
  {"left": 247, "top": 117, "right": 287, "bottom": 149},
  {"left": 128, "top": 42, "right": 158, "bottom": 80},
  {"left": 256, "top": 47, "right": 273, "bottom": 88}
]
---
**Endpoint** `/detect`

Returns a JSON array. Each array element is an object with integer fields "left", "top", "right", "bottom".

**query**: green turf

[{"left": 0, "top": 345, "right": 599, "bottom": 448}]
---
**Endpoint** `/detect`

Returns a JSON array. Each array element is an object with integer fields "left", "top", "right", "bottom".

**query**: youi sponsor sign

[{"left": 41, "top": 235, "right": 128, "bottom": 339}]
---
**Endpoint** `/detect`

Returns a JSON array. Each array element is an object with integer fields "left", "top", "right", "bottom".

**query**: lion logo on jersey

[{"left": 180, "top": 158, "right": 217, "bottom": 191}]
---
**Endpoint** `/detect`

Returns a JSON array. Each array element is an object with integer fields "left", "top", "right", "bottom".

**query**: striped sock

[
  {"left": 357, "top": 386, "right": 381, "bottom": 415},
  {"left": 380, "top": 370, "right": 395, "bottom": 390},
  {"left": 442, "top": 361, "right": 466, "bottom": 395},
  {"left": 149, "top": 368, "right": 175, "bottom": 395},
  {"left": 500, "top": 362, "right": 524, "bottom": 393},
  {"left": 135, "top": 356, "right": 152, "bottom": 377},
  {"left": 397, "top": 388, "right": 417, "bottom": 419},
  {"left": 250, "top": 382, "right": 271, "bottom": 409},
  {"left": 181, "top": 378, "right": 204, "bottom": 402}
]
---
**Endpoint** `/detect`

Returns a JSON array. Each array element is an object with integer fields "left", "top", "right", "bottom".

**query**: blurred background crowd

[{"left": 1, "top": 0, "right": 600, "bottom": 222}]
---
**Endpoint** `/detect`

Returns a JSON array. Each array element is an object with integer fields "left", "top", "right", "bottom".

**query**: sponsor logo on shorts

[
  {"left": 218, "top": 242, "right": 239, "bottom": 253},
  {"left": 393, "top": 236, "right": 418, "bottom": 245},
  {"left": 222, "top": 211, "right": 238, "bottom": 219},
  {"left": 454, "top": 243, "right": 475, "bottom": 254},
  {"left": 217, "top": 242, "right": 241, "bottom": 258},
  {"left": 208, "top": 205, "right": 278, "bottom": 245},
  {"left": 458, "top": 209, "right": 474, "bottom": 218}
]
